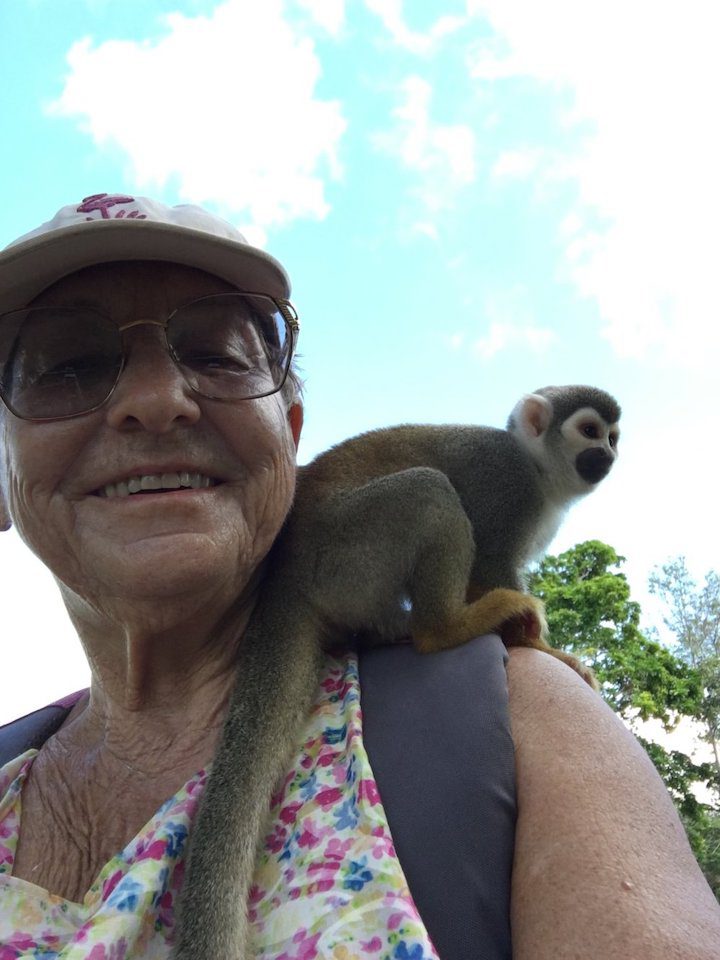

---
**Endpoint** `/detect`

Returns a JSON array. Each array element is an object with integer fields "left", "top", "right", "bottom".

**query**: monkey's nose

[{"left": 576, "top": 448, "right": 614, "bottom": 484}]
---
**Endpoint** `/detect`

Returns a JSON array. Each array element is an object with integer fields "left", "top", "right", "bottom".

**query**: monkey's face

[{"left": 560, "top": 407, "right": 619, "bottom": 489}]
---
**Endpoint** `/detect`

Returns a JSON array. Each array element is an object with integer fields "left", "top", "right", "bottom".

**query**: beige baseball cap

[{"left": 0, "top": 192, "right": 291, "bottom": 314}]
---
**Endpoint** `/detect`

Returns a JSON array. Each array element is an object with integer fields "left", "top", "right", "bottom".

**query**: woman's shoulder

[{"left": 505, "top": 647, "right": 720, "bottom": 959}]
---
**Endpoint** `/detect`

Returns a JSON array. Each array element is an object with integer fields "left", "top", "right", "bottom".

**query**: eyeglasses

[{"left": 0, "top": 292, "right": 299, "bottom": 422}]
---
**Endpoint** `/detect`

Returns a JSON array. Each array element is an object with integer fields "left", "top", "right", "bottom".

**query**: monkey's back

[{"left": 293, "top": 423, "right": 545, "bottom": 583}]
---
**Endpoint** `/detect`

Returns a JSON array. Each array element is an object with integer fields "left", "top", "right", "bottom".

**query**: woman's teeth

[{"left": 100, "top": 473, "right": 215, "bottom": 498}]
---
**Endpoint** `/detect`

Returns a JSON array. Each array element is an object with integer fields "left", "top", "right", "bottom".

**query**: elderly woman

[{"left": 0, "top": 193, "right": 717, "bottom": 960}]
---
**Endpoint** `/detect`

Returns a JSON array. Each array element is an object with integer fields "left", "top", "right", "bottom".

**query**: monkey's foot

[
  {"left": 492, "top": 593, "right": 598, "bottom": 690},
  {"left": 492, "top": 594, "right": 548, "bottom": 647},
  {"left": 490, "top": 592, "right": 598, "bottom": 689},
  {"left": 413, "top": 589, "right": 598, "bottom": 690},
  {"left": 469, "top": 588, "right": 549, "bottom": 647},
  {"left": 412, "top": 589, "right": 546, "bottom": 653}
]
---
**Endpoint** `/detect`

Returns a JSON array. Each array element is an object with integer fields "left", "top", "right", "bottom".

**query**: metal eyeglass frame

[{"left": 0, "top": 292, "right": 301, "bottom": 423}]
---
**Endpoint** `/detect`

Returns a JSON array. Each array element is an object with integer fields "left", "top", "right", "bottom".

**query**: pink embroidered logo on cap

[{"left": 77, "top": 193, "right": 147, "bottom": 221}]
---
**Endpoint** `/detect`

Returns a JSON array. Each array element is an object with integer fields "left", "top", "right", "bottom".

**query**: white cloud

[
  {"left": 48, "top": 0, "right": 347, "bottom": 233},
  {"left": 466, "top": 0, "right": 720, "bottom": 366},
  {"left": 373, "top": 75, "right": 476, "bottom": 213},
  {"left": 491, "top": 147, "right": 543, "bottom": 181},
  {"left": 296, "top": 0, "right": 346, "bottom": 35},
  {"left": 364, "top": 0, "right": 465, "bottom": 54},
  {"left": 410, "top": 220, "right": 439, "bottom": 240},
  {"left": 473, "top": 322, "right": 556, "bottom": 359},
  {"left": 471, "top": 285, "right": 557, "bottom": 358}
]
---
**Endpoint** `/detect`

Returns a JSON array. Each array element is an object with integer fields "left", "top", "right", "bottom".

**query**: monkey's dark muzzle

[{"left": 576, "top": 448, "right": 614, "bottom": 484}]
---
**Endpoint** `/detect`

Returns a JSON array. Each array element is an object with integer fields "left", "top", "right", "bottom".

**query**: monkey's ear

[
  {"left": 288, "top": 403, "right": 304, "bottom": 450},
  {"left": 513, "top": 393, "right": 553, "bottom": 439}
]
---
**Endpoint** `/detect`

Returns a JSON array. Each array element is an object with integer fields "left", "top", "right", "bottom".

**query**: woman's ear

[{"left": 288, "top": 403, "right": 303, "bottom": 450}]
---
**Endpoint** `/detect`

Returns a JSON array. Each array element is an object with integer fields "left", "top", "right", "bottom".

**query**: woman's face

[{"left": 0, "top": 261, "right": 302, "bottom": 610}]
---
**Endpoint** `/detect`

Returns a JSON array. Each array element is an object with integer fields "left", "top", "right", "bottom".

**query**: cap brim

[{"left": 0, "top": 219, "right": 291, "bottom": 313}]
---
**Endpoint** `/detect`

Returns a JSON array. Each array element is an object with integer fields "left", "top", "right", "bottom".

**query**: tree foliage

[
  {"left": 528, "top": 540, "right": 719, "bottom": 898},
  {"left": 528, "top": 541, "right": 702, "bottom": 724},
  {"left": 649, "top": 557, "right": 720, "bottom": 785}
]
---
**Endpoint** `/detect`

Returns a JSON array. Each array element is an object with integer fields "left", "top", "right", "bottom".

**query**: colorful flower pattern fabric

[{"left": 0, "top": 653, "right": 438, "bottom": 960}]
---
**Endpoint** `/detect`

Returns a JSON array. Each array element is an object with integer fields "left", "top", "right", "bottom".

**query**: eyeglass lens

[{"left": 0, "top": 293, "right": 291, "bottom": 421}]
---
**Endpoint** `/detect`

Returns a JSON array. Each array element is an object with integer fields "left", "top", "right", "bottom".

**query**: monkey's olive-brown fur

[{"left": 172, "top": 385, "right": 620, "bottom": 960}]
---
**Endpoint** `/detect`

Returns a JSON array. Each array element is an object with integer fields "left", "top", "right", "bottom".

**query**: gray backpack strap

[
  {"left": 358, "top": 634, "right": 515, "bottom": 960},
  {"left": 0, "top": 691, "right": 86, "bottom": 767}
]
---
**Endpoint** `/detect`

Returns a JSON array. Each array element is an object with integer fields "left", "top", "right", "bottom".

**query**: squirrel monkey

[{"left": 172, "top": 384, "right": 621, "bottom": 960}]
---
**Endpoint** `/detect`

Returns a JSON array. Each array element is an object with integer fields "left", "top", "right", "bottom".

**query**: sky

[{"left": 0, "top": 0, "right": 718, "bottom": 744}]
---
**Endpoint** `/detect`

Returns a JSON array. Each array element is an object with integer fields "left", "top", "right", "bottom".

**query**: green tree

[
  {"left": 528, "top": 541, "right": 718, "bottom": 898},
  {"left": 528, "top": 540, "right": 702, "bottom": 724},
  {"left": 649, "top": 557, "right": 720, "bottom": 787}
]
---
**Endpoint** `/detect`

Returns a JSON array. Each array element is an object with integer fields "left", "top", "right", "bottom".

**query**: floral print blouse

[{"left": 0, "top": 652, "right": 438, "bottom": 960}]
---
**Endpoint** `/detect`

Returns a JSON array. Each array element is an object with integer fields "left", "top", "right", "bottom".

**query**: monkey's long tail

[{"left": 170, "top": 592, "right": 324, "bottom": 960}]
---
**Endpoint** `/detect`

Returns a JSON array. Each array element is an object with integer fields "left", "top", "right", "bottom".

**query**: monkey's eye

[{"left": 582, "top": 423, "right": 599, "bottom": 439}]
